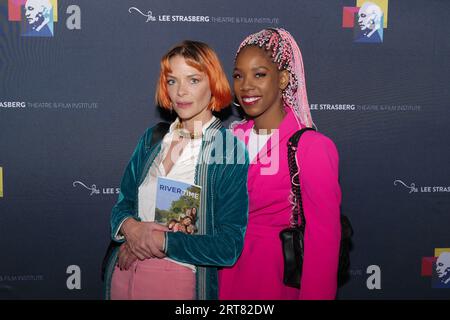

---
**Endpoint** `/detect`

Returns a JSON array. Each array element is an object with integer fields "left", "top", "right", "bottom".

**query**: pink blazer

[{"left": 219, "top": 107, "right": 341, "bottom": 300}]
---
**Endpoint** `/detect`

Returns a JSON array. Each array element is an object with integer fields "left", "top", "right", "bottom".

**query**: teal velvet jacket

[{"left": 104, "top": 118, "right": 249, "bottom": 300}]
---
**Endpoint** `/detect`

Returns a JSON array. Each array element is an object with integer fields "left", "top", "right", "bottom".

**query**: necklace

[{"left": 175, "top": 122, "right": 202, "bottom": 139}]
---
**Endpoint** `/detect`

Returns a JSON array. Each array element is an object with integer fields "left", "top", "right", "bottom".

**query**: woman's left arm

[
  {"left": 164, "top": 140, "right": 249, "bottom": 267},
  {"left": 298, "top": 133, "right": 342, "bottom": 300}
]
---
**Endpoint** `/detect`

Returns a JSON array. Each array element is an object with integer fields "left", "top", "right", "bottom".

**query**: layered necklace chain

[{"left": 174, "top": 122, "right": 202, "bottom": 140}]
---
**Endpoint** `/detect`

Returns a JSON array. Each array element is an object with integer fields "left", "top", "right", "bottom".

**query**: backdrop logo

[
  {"left": 66, "top": 265, "right": 81, "bottom": 290},
  {"left": 7, "top": 0, "right": 81, "bottom": 37},
  {"left": 128, "top": 6, "right": 209, "bottom": 23},
  {"left": 127, "top": 6, "right": 279, "bottom": 25},
  {"left": 366, "top": 265, "right": 381, "bottom": 290},
  {"left": 8, "top": 0, "right": 57, "bottom": 36},
  {"left": 393, "top": 180, "right": 418, "bottom": 193},
  {"left": 421, "top": 248, "right": 450, "bottom": 288},
  {"left": 342, "top": 0, "right": 389, "bottom": 43},
  {"left": 128, "top": 7, "right": 157, "bottom": 22},
  {"left": 0, "top": 167, "right": 3, "bottom": 198},
  {"left": 347, "top": 265, "right": 382, "bottom": 290},
  {"left": 310, "top": 103, "right": 422, "bottom": 113},
  {"left": 73, "top": 180, "right": 100, "bottom": 195},
  {"left": 394, "top": 179, "right": 450, "bottom": 194},
  {"left": 72, "top": 180, "right": 119, "bottom": 196}
]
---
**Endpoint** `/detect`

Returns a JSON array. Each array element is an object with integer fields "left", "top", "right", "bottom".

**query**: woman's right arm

[
  {"left": 110, "top": 127, "right": 169, "bottom": 260},
  {"left": 110, "top": 133, "right": 147, "bottom": 242}
]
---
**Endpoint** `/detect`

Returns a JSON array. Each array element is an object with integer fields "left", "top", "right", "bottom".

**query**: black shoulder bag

[
  {"left": 279, "top": 128, "right": 353, "bottom": 289},
  {"left": 101, "top": 122, "right": 170, "bottom": 281}
]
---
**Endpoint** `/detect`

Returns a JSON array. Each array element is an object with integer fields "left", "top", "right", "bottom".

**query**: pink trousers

[{"left": 111, "top": 258, "right": 195, "bottom": 300}]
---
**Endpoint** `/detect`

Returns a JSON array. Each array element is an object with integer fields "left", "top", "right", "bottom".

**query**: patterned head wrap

[{"left": 236, "top": 28, "right": 313, "bottom": 128}]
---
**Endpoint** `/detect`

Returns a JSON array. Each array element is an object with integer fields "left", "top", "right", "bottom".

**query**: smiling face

[
  {"left": 182, "top": 217, "right": 192, "bottom": 226},
  {"left": 233, "top": 46, "right": 288, "bottom": 120},
  {"left": 166, "top": 55, "right": 213, "bottom": 124}
]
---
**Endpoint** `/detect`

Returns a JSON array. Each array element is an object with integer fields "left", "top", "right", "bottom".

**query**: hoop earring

[{"left": 233, "top": 96, "right": 241, "bottom": 107}]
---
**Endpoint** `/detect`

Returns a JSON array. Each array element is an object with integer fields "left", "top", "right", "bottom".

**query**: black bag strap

[
  {"left": 287, "top": 128, "right": 316, "bottom": 230},
  {"left": 288, "top": 128, "right": 354, "bottom": 288}
]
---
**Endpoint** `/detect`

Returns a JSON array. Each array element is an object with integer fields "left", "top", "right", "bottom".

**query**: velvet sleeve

[
  {"left": 110, "top": 129, "right": 151, "bottom": 241},
  {"left": 165, "top": 139, "right": 249, "bottom": 267},
  {"left": 298, "top": 132, "right": 341, "bottom": 300}
]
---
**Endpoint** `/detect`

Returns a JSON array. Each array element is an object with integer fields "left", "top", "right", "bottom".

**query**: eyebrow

[
  {"left": 233, "top": 66, "right": 270, "bottom": 72},
  {"left": 167, "top": 73, "right": 202, "bottom": 79}
]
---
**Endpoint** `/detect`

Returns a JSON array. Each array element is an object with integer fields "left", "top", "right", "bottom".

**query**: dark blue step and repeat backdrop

[{"left": 0, "top": 0, "right": 449, "bottom": 300}]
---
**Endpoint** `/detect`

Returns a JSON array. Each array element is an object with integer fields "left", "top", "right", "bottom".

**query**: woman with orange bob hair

[{"left": 103, "top": 40, "right": 249, "bottom": 300}]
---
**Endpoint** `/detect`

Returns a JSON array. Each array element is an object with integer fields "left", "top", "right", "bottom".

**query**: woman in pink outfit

[{"left": 219, "top": 28, "right": 341, "bottom": 300}]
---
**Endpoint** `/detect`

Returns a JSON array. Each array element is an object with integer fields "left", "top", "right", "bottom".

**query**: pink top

[{"left": 218, "top": 107, "right": 341, "bottom": 300}]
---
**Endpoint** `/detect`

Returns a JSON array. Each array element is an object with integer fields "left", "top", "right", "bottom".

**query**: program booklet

[{"left": 155, "top": 176, "right": 201, "bottom": 234}]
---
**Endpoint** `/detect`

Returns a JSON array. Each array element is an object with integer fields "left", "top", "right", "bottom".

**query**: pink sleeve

[{"left": 298, "top": 133, "right": 341, "bottom": 300}]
